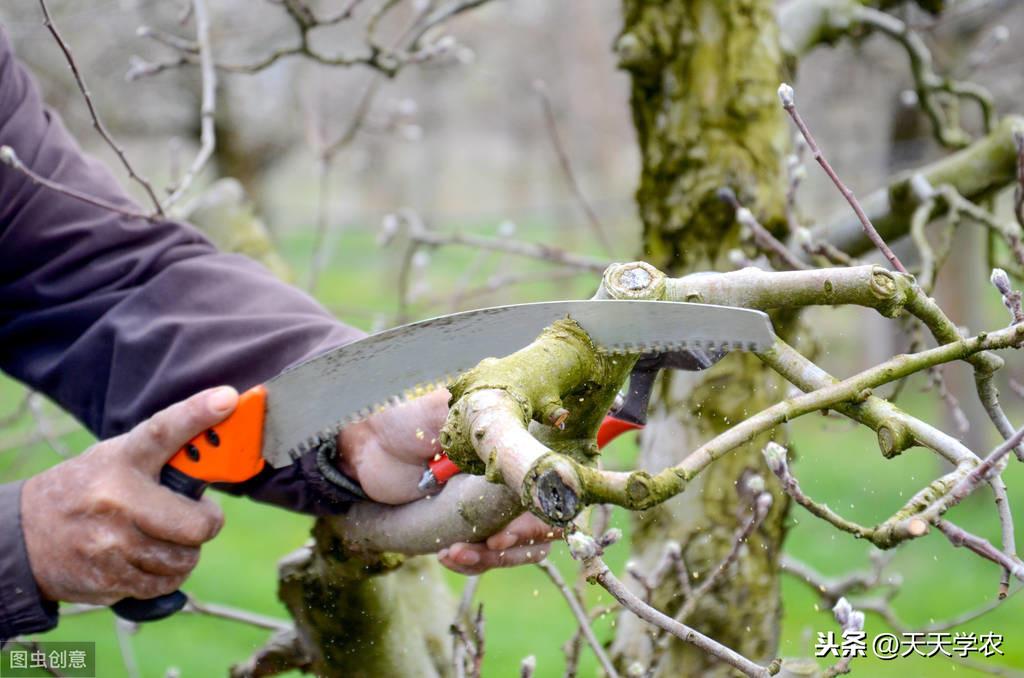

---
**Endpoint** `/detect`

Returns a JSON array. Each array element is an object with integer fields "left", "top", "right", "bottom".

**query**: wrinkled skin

[
  {"left": 339, "top": 389, "right": 560, "bottom": 574},
  {"left": 22, "top": 387, "right": 233, "bottom": 604},
  {"left": 22, "top": 387, "right": 558, "bottom": 605}
]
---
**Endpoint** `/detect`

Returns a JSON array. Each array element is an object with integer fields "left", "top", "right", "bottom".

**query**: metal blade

[{"left": 261, "top": 300, "right": 774, "bottom": 468}]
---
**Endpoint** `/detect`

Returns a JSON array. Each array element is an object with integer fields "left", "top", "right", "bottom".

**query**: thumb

[{"left": 122, "top": 386, "right": 239, "bottom": 475}]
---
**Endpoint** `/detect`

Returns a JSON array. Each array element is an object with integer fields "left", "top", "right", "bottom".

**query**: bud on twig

[
  {"left": 567, "top": 532, "right": 599, "bottom": 561},
  {"left": 762, "top": 441, "right": 789, "bottom": 477},
  {"left": 777, "top": 83, "right": 795, "bottom": 109}
]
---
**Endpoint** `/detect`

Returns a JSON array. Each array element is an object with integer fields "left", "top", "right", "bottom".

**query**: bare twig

[
  {"left": 778, "top": 83, "right": 908, "bottom": 274},
  {"left": 535, "top": 80, "right": 613, "bottom": 256},
  {"left": 582, "top": 553, "right": 775, "bottom": 677},
  {"left": 853, "top": 5, "right": 996, "bottom": 148},
  {"left": 1015, "top": 129, "right": 1024, "bottom": 229},
  {"left": 935, "top": 519, "right": 1024, "bottom": 581},
  {"left": 0, "top": 146, "right": 151, "bottom": 220},
  {"left": 537, "top": 561, "right": 619, "bottom": 678},
  {"left": 37, "top": 0, "right": 163, "bottom": 215},
  {"left": 719, "top": 187, "right": 811, "bottom": 270},
  {"left": 162, "top": 0, "right": 217, "bottom": 210}
]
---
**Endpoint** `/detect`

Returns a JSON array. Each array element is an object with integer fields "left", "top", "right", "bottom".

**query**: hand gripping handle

[{"left": 111, "top": 386, "right": 268, "bottom": 623}]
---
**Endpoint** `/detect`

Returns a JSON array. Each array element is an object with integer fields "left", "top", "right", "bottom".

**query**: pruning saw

[{"left": 112, "top": 299, "right": 775, "bottom": 623}]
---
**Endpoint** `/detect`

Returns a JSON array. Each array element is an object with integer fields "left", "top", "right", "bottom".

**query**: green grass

[{"left": 3, "top": 220, "right": 1023, "bottom": 676}]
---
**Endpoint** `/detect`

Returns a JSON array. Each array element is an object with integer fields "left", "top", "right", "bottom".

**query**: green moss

[{"left": 440, "top": 318, "right": 637, "bottom": 473}]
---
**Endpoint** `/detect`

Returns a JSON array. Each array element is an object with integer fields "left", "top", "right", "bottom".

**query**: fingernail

[
  {"left": 208, "top": 386, "right": 238, "bottom": 413},
  {"left": 456, "top": 550, "right": 480, "bottom": 566},
  {"left": 438, "top": 548, "right": 449, "bottom": 560}
]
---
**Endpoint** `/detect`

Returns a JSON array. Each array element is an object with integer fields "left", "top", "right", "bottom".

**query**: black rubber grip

[{"left": 110, "top": 465, "right": 207, "bottom": 623}]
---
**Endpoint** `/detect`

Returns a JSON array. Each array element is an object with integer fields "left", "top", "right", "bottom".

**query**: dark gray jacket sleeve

[{"left": 0, "top": 27, "right": 366, "bottom": 638}]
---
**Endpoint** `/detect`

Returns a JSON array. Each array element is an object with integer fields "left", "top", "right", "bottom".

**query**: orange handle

[{"left": 166, "top": 385, "right": 269, "bottom": 484}]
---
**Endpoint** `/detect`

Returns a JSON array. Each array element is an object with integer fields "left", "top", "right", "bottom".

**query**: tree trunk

[{"left": 611, "top": 1, "right": 792, "bottom": 674}]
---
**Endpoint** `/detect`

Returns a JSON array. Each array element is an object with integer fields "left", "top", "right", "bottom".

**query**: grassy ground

[{"left": 3, "top": 220, "right": 1023, "bottom": 676}]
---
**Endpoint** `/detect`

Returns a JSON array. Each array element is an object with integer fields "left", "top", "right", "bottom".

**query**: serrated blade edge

[{"left": 262, "top": 300, "right": 775, "bottom": 467}]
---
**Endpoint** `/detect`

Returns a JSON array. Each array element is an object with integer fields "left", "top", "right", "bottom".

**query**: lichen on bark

[
  {"left": 439, "top": 318, "right": 637, "bottom": 522},
  {"left": 276, "top": 521, "right": 456, "bottom": 678}
]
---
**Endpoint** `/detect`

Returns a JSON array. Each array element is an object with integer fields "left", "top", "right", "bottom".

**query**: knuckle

[
  {"left": 88, "top": 486, "right": 128, "bottom": 516},
  {"left": 143, "top": 416, "right": 172, "bottom": 448},
  {"left": 178, "top": 547, "right": 201, "bottom": 572}
]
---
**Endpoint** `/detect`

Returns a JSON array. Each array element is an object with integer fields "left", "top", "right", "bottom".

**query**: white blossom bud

[
  {"left": 899, "top": 89, "right": 919, "bottom": 107},
  {"left": 397, "top": 98, "right": 419, "bottom": 118},
  {"left": 793, "top": 226, "right": 812, "bottom": 248},
  {"left": 848, "top": 610, "right": 865, "bottom": 633},
  {"left": 599, "top": 527, "right": 623, "bottom": 548},
  {"left": 832, "top": 597, "right": 852, "bottom": 626},
  {"left": 378, "top": 213, "right": 400, "bottom": 246},
  {"left": 412, "top": 250, "right": 431, "bottom": 269},
  {"left": 727, "top": 249, "right": 747, "bottom": 267},
  {"left": 746, "top": 474, "right": 766, "bottom": 494},
  {"left": 735, "top": 207, "right": 757, "bottom": 230},
  {"left": 992, "top": 25, "right": 1010, "bottom": 43},
  {"left": 497, "top": 220, "right": 517, "bottom": 238},
  {"left": 761, "top": 441, "right": 789, "bottom": 476},
  {"left": 626, "top": 662, "right": 645, "bottom": 677},
  {"left": 567, "top": 532, "right": 599, "bottom": 560},
  {"left": 434, "top": 35, "right": 457, "bottom": 54},
  {"left": 0, "top": 145, "right": 16, "bottom": 167},
  {"left": 991, "top": 268, "right": 1012, "bottom": 296},
  {"left": 777, "top": 83, "right": 795, "bottom": 108}
]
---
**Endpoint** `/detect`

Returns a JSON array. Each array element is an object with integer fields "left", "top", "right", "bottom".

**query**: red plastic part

[
  {"left": 428, "top": 454, "right": 463, "bottom": 484},
  {"left": 596, "top": 415, "right": 644, "bottom": 449}
]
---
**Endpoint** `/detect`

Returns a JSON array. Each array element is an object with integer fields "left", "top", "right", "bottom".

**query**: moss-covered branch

[
  {"left": 441, "top": 261, "right": 1024, "bottom": 520},
  {"left": 439, "top": 319, "right": 636, "bottom": 524},
  {"left": 808, "top": 116, "right": 1024, "bottom": 257}
]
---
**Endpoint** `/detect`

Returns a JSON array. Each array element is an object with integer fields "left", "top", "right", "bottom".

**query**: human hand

[
  {"left": 338, "top": 389, "right": 561, "bottom": 572},
  {"left": 20, "top": 387, "right": 234, "bottom": 604}
]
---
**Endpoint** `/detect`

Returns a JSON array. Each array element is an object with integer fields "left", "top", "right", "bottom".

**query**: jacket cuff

[
  {"left": 0, "top": 481, "right": 58, "bottom": 640},
  {"left": 215, "top": 450, "right": 363, "bottom": 516}
]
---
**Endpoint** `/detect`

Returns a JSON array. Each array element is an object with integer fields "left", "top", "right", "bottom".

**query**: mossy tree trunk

[{"left": 610, "top": 1, "right": 793, "bottom": 674}]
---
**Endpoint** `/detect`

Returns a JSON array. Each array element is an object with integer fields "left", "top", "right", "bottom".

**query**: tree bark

[{"left": 611, "top": 1, "right": 792, "bottom": 674}]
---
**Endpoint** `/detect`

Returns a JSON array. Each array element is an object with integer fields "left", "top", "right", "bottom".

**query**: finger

[
  {"left": 121, "top": 566, "right": 188, "bottom": 601},
  {"left": 485, "top": 513, "right": 562, "bottom": 551},
  {"left": 125, "top": 533, "right": 201, "bottom": 577},
  {"left": 123, "top": 386, "right": 239, "bottom": 474},
  {"left": 372, "top": 389, "right": 450, "bottom": 465},
  {"left": 354, "top": 455, "right": 429, "bottom": 505},
  {"left": 132, "top": 491, "right": 225, "bottom": 546},
  {"left": 439, "top": 542, "right": 552, "bottom": 576}
]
